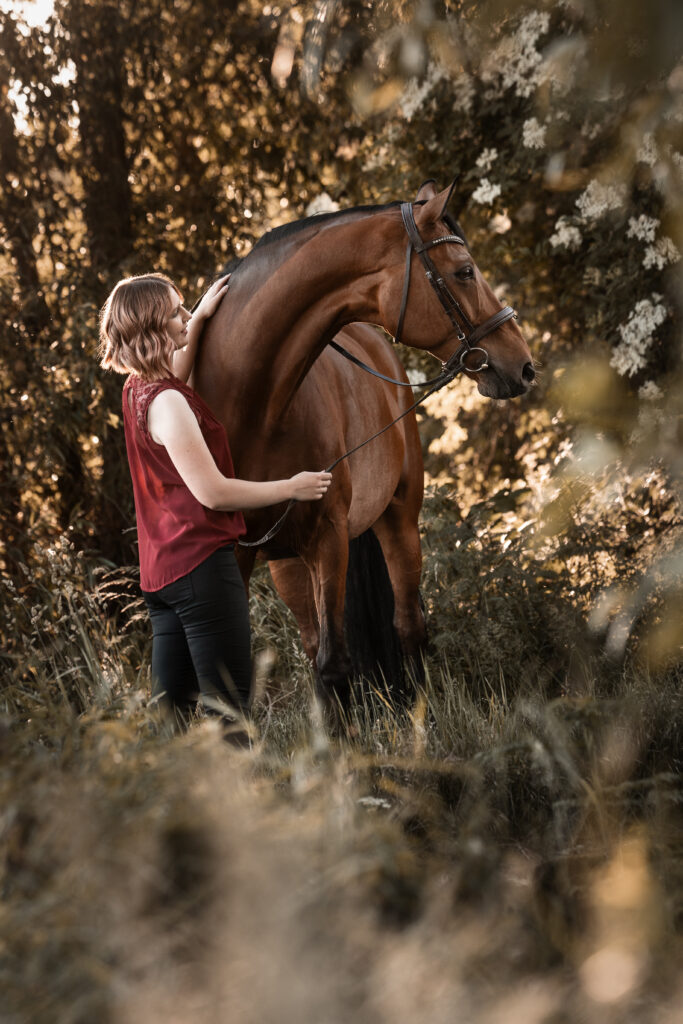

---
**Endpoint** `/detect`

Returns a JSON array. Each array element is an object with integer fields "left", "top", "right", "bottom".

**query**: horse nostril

[{"left": 522, "top": 362, "right": 536, "bottom": 384}]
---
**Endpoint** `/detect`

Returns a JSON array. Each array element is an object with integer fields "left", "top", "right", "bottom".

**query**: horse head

[{"left": 378, "top": 182, "right": 535, "bottom": 399}]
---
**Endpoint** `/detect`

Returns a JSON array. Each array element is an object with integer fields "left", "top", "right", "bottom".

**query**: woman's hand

[
  {"left": 193, "top": 274, "right": 230, "bottom": 321},
  {"left": 289, "top": 471, "right": 333, "bottom": 501},
  {"left": 172, "top": 275, "right": 230, "bottom": 383}
]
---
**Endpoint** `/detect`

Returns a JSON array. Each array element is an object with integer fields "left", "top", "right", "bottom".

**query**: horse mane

[
  {"left": 252, "top": 201, "right": 402, "bottom": 252},
  {"left": 217, "top": 199, "right": 468, "bottom": 278},
  {"left": 218, "top": 202, "right": 401, "bottom": 278}
]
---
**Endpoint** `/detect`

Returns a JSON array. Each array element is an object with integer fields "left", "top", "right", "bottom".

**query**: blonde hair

[{"left": 99, "top": 273, "right": 182, "bottom": 380}]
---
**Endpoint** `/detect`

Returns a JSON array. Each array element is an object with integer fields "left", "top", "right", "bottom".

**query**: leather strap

[
  {"left": 329, "top": 340, "right": 415, "bottom": 386},
  {"left": 394, "top": 242, "right": 413, "bottom": 347},
  {"left": 329, "top": 339, "right": 457, "bottom": 388},
  {"left": 467, "top": 305, "right": 516, "bottom": 346}
]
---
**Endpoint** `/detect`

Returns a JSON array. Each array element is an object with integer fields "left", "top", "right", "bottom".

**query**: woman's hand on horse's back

[
  {"left": 194, "top": 274, "right": 230, "bottom": 320},
  {"left": 289, "top": 471, "right": 333, "bottom": 501}
]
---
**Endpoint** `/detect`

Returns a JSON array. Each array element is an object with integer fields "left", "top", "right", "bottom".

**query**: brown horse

[{"left": 194, "top": 182, "right": 534, "bottom": 706}]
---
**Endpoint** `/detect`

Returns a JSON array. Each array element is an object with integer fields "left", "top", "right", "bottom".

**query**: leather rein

[{"left": 239, "top": 201, "right": 517, "bottom": 548}]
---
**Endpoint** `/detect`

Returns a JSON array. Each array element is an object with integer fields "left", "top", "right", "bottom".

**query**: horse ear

[
  {"left": 415, "top": 179, "right": 439, "bottom": 201},
  {"left": 415, "top": 181, "right": 456, "bottom": 224},
  {"left": 440, "top": 179, "right": 458, "bottom": 216}
]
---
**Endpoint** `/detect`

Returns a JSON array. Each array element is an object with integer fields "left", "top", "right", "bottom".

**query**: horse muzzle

[{"left": 475, "top": 360, "right": 536, "bottom": 399}]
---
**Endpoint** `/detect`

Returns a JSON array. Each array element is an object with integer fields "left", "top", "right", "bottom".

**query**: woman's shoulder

[
  {"left": 129, "top": 373, "right": 219, "bottom": 429},
  {"left": 124, "top": 374, "right": 189, "bottom": 431},
  {"left": 126, "top": 373, "right": 186, "bottom": 401},
  {"left": 148, "top": 386, "right": 193, "bottom": 414}
]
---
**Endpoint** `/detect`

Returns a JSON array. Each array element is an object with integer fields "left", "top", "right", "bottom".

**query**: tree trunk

[{"left": 69, "top": 1, "right": 133, "bottom": 272}]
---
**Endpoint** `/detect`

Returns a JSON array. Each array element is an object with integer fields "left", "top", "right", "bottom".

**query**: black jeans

[{"left": 142, "top": 544, "right": 252, "bottom": 715}]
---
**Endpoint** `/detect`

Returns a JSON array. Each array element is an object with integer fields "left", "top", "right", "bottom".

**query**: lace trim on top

[{"left": 125, "top": 376, "right": 202, "bottom": 439}]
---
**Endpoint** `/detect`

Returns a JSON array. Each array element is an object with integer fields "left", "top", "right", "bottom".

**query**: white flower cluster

[
  {"left": 637, "top": 132, "right": 658, "bottom": 167},
  {"left": 522, "top": 117, "right": 546, "bottom": 149},
  {"left": 632, "top": 380, "right": 666, "bottom": 441},
  {"left": 627, "top": 215, "right": 660, "bottom": 243},
  {"left": 575, "top": 179, "right": 628, "bottom": 220},
  {"left": 406, "top": 367, "right": 427, "bottom": 387},
  {"left": 471, "top": 178, "right": 502, "bottom": 205},
  {"left": 624, "top": 214, "right": 679, "bottom": 270},
  {"left": 481, "top": 11, "right": 550, "bottom": 99},
  {"left": 610, "top": 294, "right": 668, "bottom": 377},
  {"left": 305, "top": 192, "right": 340, "bottom": 216},
  {"left": 476, "top": 148, "right": 498, "bottom": 172},
  {"left": 362, "top": 143, "right": 390, "bottom": 172},
  {"left": 400, "top": 63, "right": 446, "bottom": 120},
  {"left": 451, "top": 71, "right": 475, "bottom": 114},
  {"left": 549, "top": 216, "right": 582, "bottom": 250},
  {"left": 490, "top": 211, "right": 512, "bottom": 234},
  {"left": 638, "top": 380, "right": 663, "bottom": 401},
  {"left": 643, "top": 236, "right": 680, "bottom": 270}
]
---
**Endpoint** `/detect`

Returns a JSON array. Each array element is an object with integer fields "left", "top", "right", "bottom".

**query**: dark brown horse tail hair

[{"left": 343, "top": 529, "right": 404, "bottom": 697}]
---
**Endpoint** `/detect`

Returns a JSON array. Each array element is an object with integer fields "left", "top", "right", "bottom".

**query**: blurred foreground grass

[{"left": 2, "top": 473, "right": 682, "bottom": 1023}]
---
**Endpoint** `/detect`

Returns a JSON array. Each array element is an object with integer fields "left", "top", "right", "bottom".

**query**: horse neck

[{"left": 199, "top": 210, "right": 397, "bottom": 440}]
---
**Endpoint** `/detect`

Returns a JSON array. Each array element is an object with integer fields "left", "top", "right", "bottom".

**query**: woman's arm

[
  {"left": 147, "top": 389, "right": 332, "bottom": 509},
  {"left": 172, "top": 275, "right": 230, "bottom": 384}
]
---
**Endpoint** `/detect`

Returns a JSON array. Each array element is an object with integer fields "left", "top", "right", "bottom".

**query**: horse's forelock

[{"left": 443, "top": 211, "right": 469, "bottom": 248}]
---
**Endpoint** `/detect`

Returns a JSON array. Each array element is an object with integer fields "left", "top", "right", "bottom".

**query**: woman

[{"left": 99, "top": 272, "right": 331, "bottom": 724}]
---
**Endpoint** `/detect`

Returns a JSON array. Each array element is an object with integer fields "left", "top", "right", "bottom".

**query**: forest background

[{"left": 1, "top": 1, "right": 683, "bottom": 1021}]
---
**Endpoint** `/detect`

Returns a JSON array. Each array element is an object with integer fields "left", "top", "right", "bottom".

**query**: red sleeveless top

[{"left": 122, "top": 374, "right": 246, "bottom": 591}]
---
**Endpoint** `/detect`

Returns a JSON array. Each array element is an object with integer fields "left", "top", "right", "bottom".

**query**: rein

[{"left": 238, "top": 201, "right": 518, "bottom": 549}]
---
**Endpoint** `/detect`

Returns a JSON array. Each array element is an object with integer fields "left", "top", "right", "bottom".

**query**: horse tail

[{"left": 343, "top": 529, "right": 404, "bottom": 692}]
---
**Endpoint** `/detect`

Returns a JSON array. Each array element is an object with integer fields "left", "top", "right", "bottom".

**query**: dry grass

[{"left": 2, "top": 518, "right": 682, "bottom": 1023}]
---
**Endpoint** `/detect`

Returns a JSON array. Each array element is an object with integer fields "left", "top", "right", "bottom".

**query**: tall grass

[{"left": 1, "top": 486, "right": 681, "bottom": 1021}]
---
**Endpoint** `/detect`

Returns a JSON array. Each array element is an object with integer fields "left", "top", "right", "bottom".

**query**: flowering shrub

[
  {"left": 480, "top": 10, "right": 550, "bottom": 99},
  {"left": 347, "top": 0, "right": 683, "bottom": 666},
  {"left": 361, "top": 2, "right": 681, "bottom": 395}
]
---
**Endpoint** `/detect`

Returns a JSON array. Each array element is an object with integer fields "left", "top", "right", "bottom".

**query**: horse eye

[{"left": 456, "top": 266, "right": 474, "bottom": 281}]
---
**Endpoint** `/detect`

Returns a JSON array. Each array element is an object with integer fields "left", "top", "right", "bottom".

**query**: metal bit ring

[{"left": 460, "top": 347, "right": 490, "bottom": 373}]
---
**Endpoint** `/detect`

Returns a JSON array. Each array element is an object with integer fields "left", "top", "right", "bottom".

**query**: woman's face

[{"left": 164, "top": 288, "right": 191, "bottom": 350}]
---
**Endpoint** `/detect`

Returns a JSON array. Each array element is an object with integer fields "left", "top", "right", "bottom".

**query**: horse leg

[
  {"left": 301, "top": 522, "right": 354, "bottom": 712},
  {"left": 371, "top": 503, "right": 427, "bottom": 691},
  {"left": 268, "top": 556, "right": 320, "bottom": 663}
]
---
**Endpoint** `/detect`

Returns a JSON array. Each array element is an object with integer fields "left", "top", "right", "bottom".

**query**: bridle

[
  {"left": 240, "top": 199, "right": 519, "bottom": 548},
  {"left": 330, "top": 201, "right": 517, "bottom": 386},
  {"left": 396, "top": 202, "right": 517, "bottom": 372}
]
